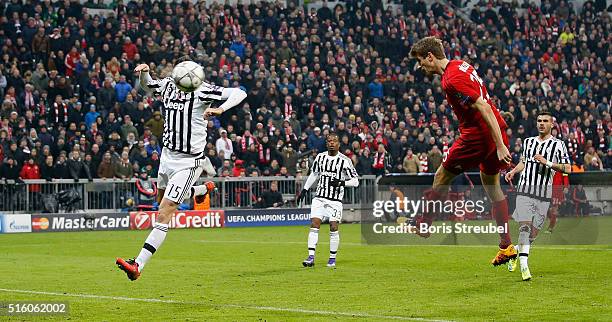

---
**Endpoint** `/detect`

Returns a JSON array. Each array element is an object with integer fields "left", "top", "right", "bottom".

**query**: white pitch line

[
  {"left": 197, "top": 240, "right": 612, "bottom": 251},
  {"left": 0, "top": 288, "right": 451, "bottom": 322}
]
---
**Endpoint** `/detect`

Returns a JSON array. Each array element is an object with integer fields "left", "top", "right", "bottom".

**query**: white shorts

[
  {"left": 311, "top": 198, "right": 343, "bottom": 222},
  {"left": 157, "top": 149, "right": 210, "bottom": 203},
  {"left": 512, "top": 195, "right": 550, "bottom": 230}
]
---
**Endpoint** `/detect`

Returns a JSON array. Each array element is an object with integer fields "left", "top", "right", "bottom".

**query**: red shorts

[
  {"left": 442, "top": 131, "right": 509, "bottom": 175},
  {"left": 551, "top": 172, "right": 569, "bottom": 206}
]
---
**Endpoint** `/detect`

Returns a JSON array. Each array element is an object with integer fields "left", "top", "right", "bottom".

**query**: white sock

[
  {"left": 518, "top": 224, "right": 531, "bottom": 268},
  {"left": 519, "top": 244, "right": 530, "bottom": 268},
  {"left": 135, "top": 223, "right": 169, "bottom": 270},
  {"left": 329, "top": 231, "right": 339, "bottom": 259},
  {"left": 183, "top": 185, "right": 208, "bottom": 199},
  {"left": 307, "top": 228, "right": 319, "bottom": 256}
]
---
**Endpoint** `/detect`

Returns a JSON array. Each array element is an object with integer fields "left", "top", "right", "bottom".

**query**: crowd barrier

[{"left": 0, "top": 176, "right": 378, "bottom": 213}]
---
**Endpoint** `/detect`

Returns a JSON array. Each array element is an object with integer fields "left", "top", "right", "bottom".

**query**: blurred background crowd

[{"left": 0, "top": 0, "right": 610, "bottom": 186}]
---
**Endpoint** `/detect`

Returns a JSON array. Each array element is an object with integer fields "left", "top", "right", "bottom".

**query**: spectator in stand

[
  {"left": 53, "top": 153, "right": 70, "bottom": 179},
  {"left": 216, "top": 129, "right": 233, "bottom": 160},
  {"left": 403, "top": 149, "right": 421, "bottom": 174},
  {"left": 145, "top": 111, "right": 163, "bottom": 139},
  {"left": 96, "top": 152, "right": 114, "bottom": 179},
  {"left": 256, "top": 181, "right": 284, "bottom": 208},
  {"left": 67, "top": 150, "right": 92, "bottom": 181},
  {"left": 113, "top": 151, "right": 133, "bottom": 180}
]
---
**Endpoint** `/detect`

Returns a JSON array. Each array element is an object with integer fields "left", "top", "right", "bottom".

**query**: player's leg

[
  {"left": 521, "top": 199, "right": 548, "bottom": 281},
  {"left": 117, "top": 166, "right": 203, "bottom": 280},
  {"left": 412, "top": 165, "right": 458, "bottom": 237},
  {"left": 480, "top": 172, "right": 517, "bottom": 266},
  {"left": 327, "top": 220, "right": 339, "bottom": 268},
  {"left": 303, "top": 216, "right": 322, "bottom": 267},
  {"left": 327, "top": 204, "right": 342, "bottom": 267},
  {"left": 546, "top": 205, "right": 558, "bottom": 233}
]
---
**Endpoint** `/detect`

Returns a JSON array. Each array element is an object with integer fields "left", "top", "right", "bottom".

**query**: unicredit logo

[{"left": 133, "top": 212, "right": 152, "bottom": 230}]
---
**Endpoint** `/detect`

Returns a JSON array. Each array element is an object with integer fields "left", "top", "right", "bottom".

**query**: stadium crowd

[{"left": 0, "top": 0, "right": 611, "bottom": 190}]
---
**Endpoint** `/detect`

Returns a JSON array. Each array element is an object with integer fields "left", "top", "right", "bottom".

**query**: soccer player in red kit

[
  {"left": 409, "top": 37, "right": 517, "bottom": 266},
  {"left": 548, "top": 171, "right": 569, "bottom": 233}
]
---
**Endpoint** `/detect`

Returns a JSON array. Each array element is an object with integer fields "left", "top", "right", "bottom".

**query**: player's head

[
  {"left": 409, "top": 37, "right": 446, "bottom": 75},
  {"left": 536, "top": 111, "right": 554, "bottom": 136},
  {"left": 326, "top": 132, "right": 340, "bottom": 154}
]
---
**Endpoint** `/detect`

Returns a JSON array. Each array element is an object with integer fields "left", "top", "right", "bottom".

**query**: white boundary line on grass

[
  {"left": 0, "top": 288, "right": 451, "bottom": 322},
  {"left": 197, "top": 240, "right": 612, "bottom": 251}
]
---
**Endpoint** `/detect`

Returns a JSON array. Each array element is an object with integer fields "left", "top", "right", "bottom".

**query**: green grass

[{"left": 0, "top": 223, "right": 610, "bottom": 321}]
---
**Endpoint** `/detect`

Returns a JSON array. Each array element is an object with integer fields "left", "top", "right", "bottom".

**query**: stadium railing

[{"left": 0, "top": 176, "right": 378, "bottom": 213}]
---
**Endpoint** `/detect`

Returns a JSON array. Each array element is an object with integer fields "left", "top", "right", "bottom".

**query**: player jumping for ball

[
  {"left": 116, "top": 61, "right": 246, "bottom": 280},
  {"left": 297, "top": 133, "right": 359, "bottom": 268},
  {"left": 409, "top": 37, "right": 516, "bottom": 266},
  {"left": 504, "top": 111, "right": 571, "bottom": 280}
]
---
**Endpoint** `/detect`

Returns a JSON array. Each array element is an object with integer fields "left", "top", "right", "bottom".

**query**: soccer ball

[{"left": 172, "top": 61, "right": 205, "bottom": 92}]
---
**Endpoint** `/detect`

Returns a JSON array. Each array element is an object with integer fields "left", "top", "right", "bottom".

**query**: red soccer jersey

[{"left": 441, "top": 60, "right": 508, "bottom": 137}]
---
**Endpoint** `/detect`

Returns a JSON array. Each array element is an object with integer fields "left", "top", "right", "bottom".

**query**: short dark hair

[
  {"left": 537, "top": 111, "right": 553, "bottom": 118},
  {"left": 410, "top": 37, "right": 446, "bottom": 59}
]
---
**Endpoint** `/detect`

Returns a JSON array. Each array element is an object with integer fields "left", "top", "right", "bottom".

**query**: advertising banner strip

[
  {"left": 30, "top": 213, "right": 130, "bottom": 232},
  {"left": 0, "top": 214, "right": 32, "bottom": 233},
  {"left": 129, "top": 210, "right": 224, "bottom": 230},
  {"left": 224, "top": 208, "right": 311, "bottom": 227}
]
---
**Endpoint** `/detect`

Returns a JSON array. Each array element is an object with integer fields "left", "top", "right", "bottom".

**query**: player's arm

[
  {"left": 504, "top": 157, "right": 525, "bottom": 183},
  {"left": 135, "top": 63, "right": 166, "bottom": 94},
  {"left": 203, "top": 87, "right": 247, "bottom": 117},
  {"left": 534, "top": 142, "right": 572, "bottom": 174},
  {"left": 471, "top": 97, "right": 511, "bottom": 164},
  {"left": 297, "top": 156, "right": 320, "bottom": 204}
]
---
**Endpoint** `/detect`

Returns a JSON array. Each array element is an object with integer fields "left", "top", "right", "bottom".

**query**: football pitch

[{"left": 1, "top": 222, "right": 610, "bottom": 321}]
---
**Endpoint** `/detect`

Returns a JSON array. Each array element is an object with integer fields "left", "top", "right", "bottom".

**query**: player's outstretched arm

[
  {"left": 135, "top": 64, "right": 155, "bottom": 92},
  {"left": 505, "top": 158, "right": 525, "bottom": 183},
  {"left": 204, "top": 88, "right": 247, "bottom": 117},
  {"left": 471, "top": 97, "right": 511, "bottom": 165}
]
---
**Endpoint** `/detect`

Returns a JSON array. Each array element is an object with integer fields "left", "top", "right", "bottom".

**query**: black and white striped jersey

[
  {"left": 145, "top": 77, "right": 225, "bottom": 155},
  {"left": 310, "top": 152, "right": 359, "bottom": 202},
  {"left": 517, "top": 136, "right": 571, "bottom": 199}
]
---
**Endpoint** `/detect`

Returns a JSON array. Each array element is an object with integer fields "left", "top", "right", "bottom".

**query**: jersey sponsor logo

[{"left": 129, "top": 210, "right": 224, "bottom": 230}]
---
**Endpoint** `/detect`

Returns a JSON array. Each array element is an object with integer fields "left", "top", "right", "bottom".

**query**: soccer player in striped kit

[
  {"left": 116, "top": 61, "right": 246, "bottom": 280},
  {"left": 297, "top": 133, "right": 359, "bottom": 268},
  {"left": 504, "top": 111, "right": 571, "bottom": 280}
]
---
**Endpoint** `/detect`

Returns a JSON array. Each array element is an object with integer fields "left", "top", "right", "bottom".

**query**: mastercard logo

[{"left": 32, "top": 217, "right": 49, "bottom": 230}]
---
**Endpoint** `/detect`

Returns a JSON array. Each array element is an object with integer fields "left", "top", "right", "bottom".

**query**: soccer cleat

[
  {"left": 302, "top": 255, "right": 315, "bottom": 267},
  {"left": 195, "top": 181, "right": 216, "bottom": 203},
  {"left": 507, "top": 257, "right": 517, "bottom": 272},
  {"left": 326, "top": 258, "right": 336, "bottom": 268},
  {"left": 521, "top": 266, "right": 532, "bottom": 281},
  {"left": 491, "top": 244, "right": 518, "bottom": 266},
  {"left": 116, "top": 257, "right": 141, "bottom": 281}
]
